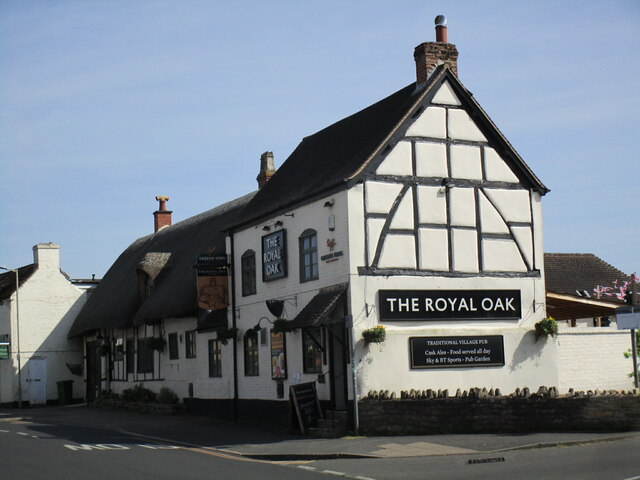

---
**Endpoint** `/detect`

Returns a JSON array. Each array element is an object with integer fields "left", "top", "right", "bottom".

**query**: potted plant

[
  {"left": 362, "top": 325, "right": 386, "bottom": 345},
  {"left": 534, "top": 317, "right": 558, "bottom": 341},
  {"left": 145, "top": 336, "right": 166, "bottom": 352},
  {"left": 215, "top": 325, "right": 239, "bottom": 345}
]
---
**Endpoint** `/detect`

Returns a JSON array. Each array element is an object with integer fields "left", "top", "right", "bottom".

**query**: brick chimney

[
  {"left": 256, "top": 151, "right": 275, "bottom": 189},
  {"left": 153, "top": 195, "right": 172, "bottom": 232},
  {"left": 414, "top": 15, "right": 459, "bottom": 85}
]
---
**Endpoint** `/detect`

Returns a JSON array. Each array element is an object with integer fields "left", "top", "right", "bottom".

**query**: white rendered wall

[
  {"left": 557, "top": 327, "right": 633, "bottom": 392},
  {"left": 0, "top": 244, "right": 88, "bottom": 403},
  {"left": 230, "top": 191, "right": 352, "bottom": 402}
]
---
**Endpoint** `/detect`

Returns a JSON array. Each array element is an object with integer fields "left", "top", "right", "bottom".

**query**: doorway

[{"left": 27, "top": 358, "right": 47, "bottom": 405}]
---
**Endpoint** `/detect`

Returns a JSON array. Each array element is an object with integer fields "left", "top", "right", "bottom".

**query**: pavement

[{"left": 2, "top": 404, "right": 638, "bottom": 460}]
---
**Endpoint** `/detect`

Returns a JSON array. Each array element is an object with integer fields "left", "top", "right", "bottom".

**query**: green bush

[
  {"left": 157, "top": 387, "right": 179, "bottom": 404},
  {"left": 122, "top": 384, "right": 156, "bottom": 403}
]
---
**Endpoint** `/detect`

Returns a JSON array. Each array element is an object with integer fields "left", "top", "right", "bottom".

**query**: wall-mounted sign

[
  {"left": 196, "top": 254, "right": 229, "bottom": 311},
  {"left": 410, "top": 335, "right": 505, "bottom": 369},
  {"left": 379, "top": 290, "right": 521, "bottom": 321},
  {"left": 262, "top": 230, "right": 287, "bottom": 282},
  {"left": 0, "top": 343, "right": 9, "bottom": 360},
  {"left": 271, "top": 331, "right": 287, "bottom": 380}
]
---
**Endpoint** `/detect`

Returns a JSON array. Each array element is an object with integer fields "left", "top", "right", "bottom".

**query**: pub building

[{"left": 70, "top": 17, "right": 557, "bottom": 432}]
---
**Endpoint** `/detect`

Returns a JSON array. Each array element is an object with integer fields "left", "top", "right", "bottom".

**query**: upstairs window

[
  {"left": 241, "top": 250, "right": 256, "bottom": 296},
  {"left": 299, "top": 229, "right": 318, "bottom": 282}
]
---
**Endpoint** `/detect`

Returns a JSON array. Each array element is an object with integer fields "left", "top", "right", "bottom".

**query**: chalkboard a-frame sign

[{"left": 290, "top": 382, "right": 323, "bottom": 434}]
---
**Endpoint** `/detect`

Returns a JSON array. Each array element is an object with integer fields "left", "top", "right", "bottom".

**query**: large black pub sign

[
  {"left": 379, "top": 290, "right": 521, "bottom": 321},
  {"left": 262, "top": 230, "right": 287, "bottom": 282}
]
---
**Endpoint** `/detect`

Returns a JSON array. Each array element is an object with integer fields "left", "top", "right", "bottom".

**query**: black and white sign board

[
  {"left": 379, "top": 290, "right": 521, "bottom": 321},
  {"left": 410, "top": 335, "right": 505, "bottom": 369}
]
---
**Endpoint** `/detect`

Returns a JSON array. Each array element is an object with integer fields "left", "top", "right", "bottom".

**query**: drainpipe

[
  {"left": 229, "top": 231, "right": 239, "bottom": 421},
  {"left": 345, "top": 314, "right": 359, "bottom": 434}
]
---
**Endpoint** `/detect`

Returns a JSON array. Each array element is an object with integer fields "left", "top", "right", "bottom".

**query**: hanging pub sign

[
  {"left": 410, "top": 335, "right": 505, "bottom": 369},
  {"left": 271, "top": 331, "right": 287, "bottom": 380},
  {"left": 196, "top": 254, "right": 229, "bottom": 312},
  {"left": 379, "top": 290, "right": 521, "bottom": 321},
  {"left": 262, "top": 229, "right": 287, "bottom": 282}
]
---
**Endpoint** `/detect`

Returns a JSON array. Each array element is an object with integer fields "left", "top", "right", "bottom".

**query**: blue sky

[{"left": 1, "top": 0, "right": 639, "bottom": 279}]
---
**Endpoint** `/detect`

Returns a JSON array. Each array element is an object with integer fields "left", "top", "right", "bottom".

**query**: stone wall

[{"left": 359, "top": 388, "right": 640, "bottom": 435}]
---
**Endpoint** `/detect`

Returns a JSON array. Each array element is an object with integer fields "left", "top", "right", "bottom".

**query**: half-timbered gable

[{"left": 355, "top": 69, "right": 547, "bottom": 278}]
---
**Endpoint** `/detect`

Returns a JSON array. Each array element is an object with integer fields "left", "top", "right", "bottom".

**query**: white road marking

[
  {"left": 0, "top": 429, "right": 8, "bottom": 433},
  {"left": 622, "top": 476, "right": 640, "bottom": 480},
  {"left": 17, "top": 432, "right": 29, "bottom": 436},
  {"left": 321, "top": 470, "right": 348, "bottom": 477},
  {"left": 297, "top": 465, "right": 317, "bottom": 471}
]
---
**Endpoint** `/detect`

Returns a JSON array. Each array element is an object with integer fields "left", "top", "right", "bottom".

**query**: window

[
  {"left": 208, "top": 339, "right": 222, "bottom": 377},
  {"left": 244, "top": 331, "right": 259, "bottom": 376},
  {"left": 302, "top": 327, "right": 323, "bottom": 374},
  {"left": 299, "top": 229, "right": 318, "bottom": 282},
  {"left": 241, "top": 250, "right": 256, "bottom": 296},
  {"left": 185, "top": 330, "right": 197, "bottom": 358},
  {"left": 136, "top": 339, "right": 154, "bottom": 374},
  {"left": 126, "top": 339, "right": 135, "bottom": 374},
  {"left": 168, "top": 333, "right": 179, "bottom": 360}
]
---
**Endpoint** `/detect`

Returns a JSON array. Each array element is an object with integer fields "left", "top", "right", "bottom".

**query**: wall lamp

[
  {"left": 323, "top": 199, "right": 335, "bottom": 208},
  {"left": 262, "top": 225, "right": 271, "bottom": 231},
  {"left": 252, "top": 316, "right": 273, "bottom": 333},
  {"left": 274, "top": 220, "right": 283, "bottom": 228}
]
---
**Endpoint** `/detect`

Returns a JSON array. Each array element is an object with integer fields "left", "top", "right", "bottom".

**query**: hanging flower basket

[
  {"left": 534, "top": 317, "right": 558, "bottom": 342},
  {"left": 362, "top": 325, "right": 386, "bottom": 345},
  {"left": 145, "top": 336, "right": 166, "bottom": 352},
  {"left": 272, "top": 318, "right": 295, "bottom": 334},
  {"left": 215, "top": 325, "right": 239, "bottom": 345}
]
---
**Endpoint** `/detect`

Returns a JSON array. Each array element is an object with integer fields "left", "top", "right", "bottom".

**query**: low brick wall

[{"left": 359, "top": 392, "right": 640, "bottom": 435}]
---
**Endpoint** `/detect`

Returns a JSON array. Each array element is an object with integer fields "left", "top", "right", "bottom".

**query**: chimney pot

[
  {"left": 414, "top": 14, "right": 458, "bottom": 84},
  {"left": 153, "top": 195, "right": 172, "bottom": 232}
]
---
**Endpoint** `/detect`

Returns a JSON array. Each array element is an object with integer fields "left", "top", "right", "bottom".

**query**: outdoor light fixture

[
  {"left": 323, "top": 199, "right": 335, "bottom": 208},
  {"left": 262, "top": 225, "right": 271, "bottom": 231},
  {"left": 252, "top": 316, "right": 272, "bottom": 333},
  {"left": 274, "top": 220, "right": 283, "bottom": 228},
  {"left": 0, "top": 266, "right": 22, "bottom": 408}
]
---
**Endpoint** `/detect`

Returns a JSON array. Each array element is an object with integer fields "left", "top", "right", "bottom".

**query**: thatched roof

[{"left": 68, "top": 192, "right": 255, "bottom": 338}]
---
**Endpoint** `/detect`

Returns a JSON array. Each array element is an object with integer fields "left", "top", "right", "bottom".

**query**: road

[{"left": 1, "top": 410, "right": 639, "bottom": 480}]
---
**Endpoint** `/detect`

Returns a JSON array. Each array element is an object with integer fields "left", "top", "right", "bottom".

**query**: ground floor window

[
  {"left": 302, "top": 327, "right": 323, "bottom": 374},
  {"left": 126, "top": 339, "right": 135, "bottom": 374},
  {"left": 244, "top": 331, "right": 259, "bottom": 376},
  {"left": 168, "top": 332, "right": 179, "bottom": 359},
  {"left": 208, "top": 339, "right": 222, "bottom": 377},
  {"left": 186, "top": 330, "right": 197, "bottom": 358},
  {"left": 137, "top": 338, "right": 154, "bottom": 374}
]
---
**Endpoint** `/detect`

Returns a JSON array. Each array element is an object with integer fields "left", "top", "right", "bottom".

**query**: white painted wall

[
  {"left": 230, "top": 191, "right": 351, "bottom": 402},
  {"left": 557, "top": 327, "right": 633, "bottom": 392},
  {"left": 0, "top": 244, "right": 89, "bottom": 404}
]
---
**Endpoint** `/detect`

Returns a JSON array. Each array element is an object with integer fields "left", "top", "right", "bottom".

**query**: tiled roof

[{"left": 544, "top": 253, "right": 632, "bottom": 302}]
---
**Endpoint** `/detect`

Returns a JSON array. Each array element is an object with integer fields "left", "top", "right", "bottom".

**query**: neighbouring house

[
  {"left": 0, "top": 243, "right": 99, "bottom": 406},
  {"left": 70, "top": 17, "right": 564, "bottom": 430},
  {"left": 544, "top": 252, "right": 635, "bottom": 392}
]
